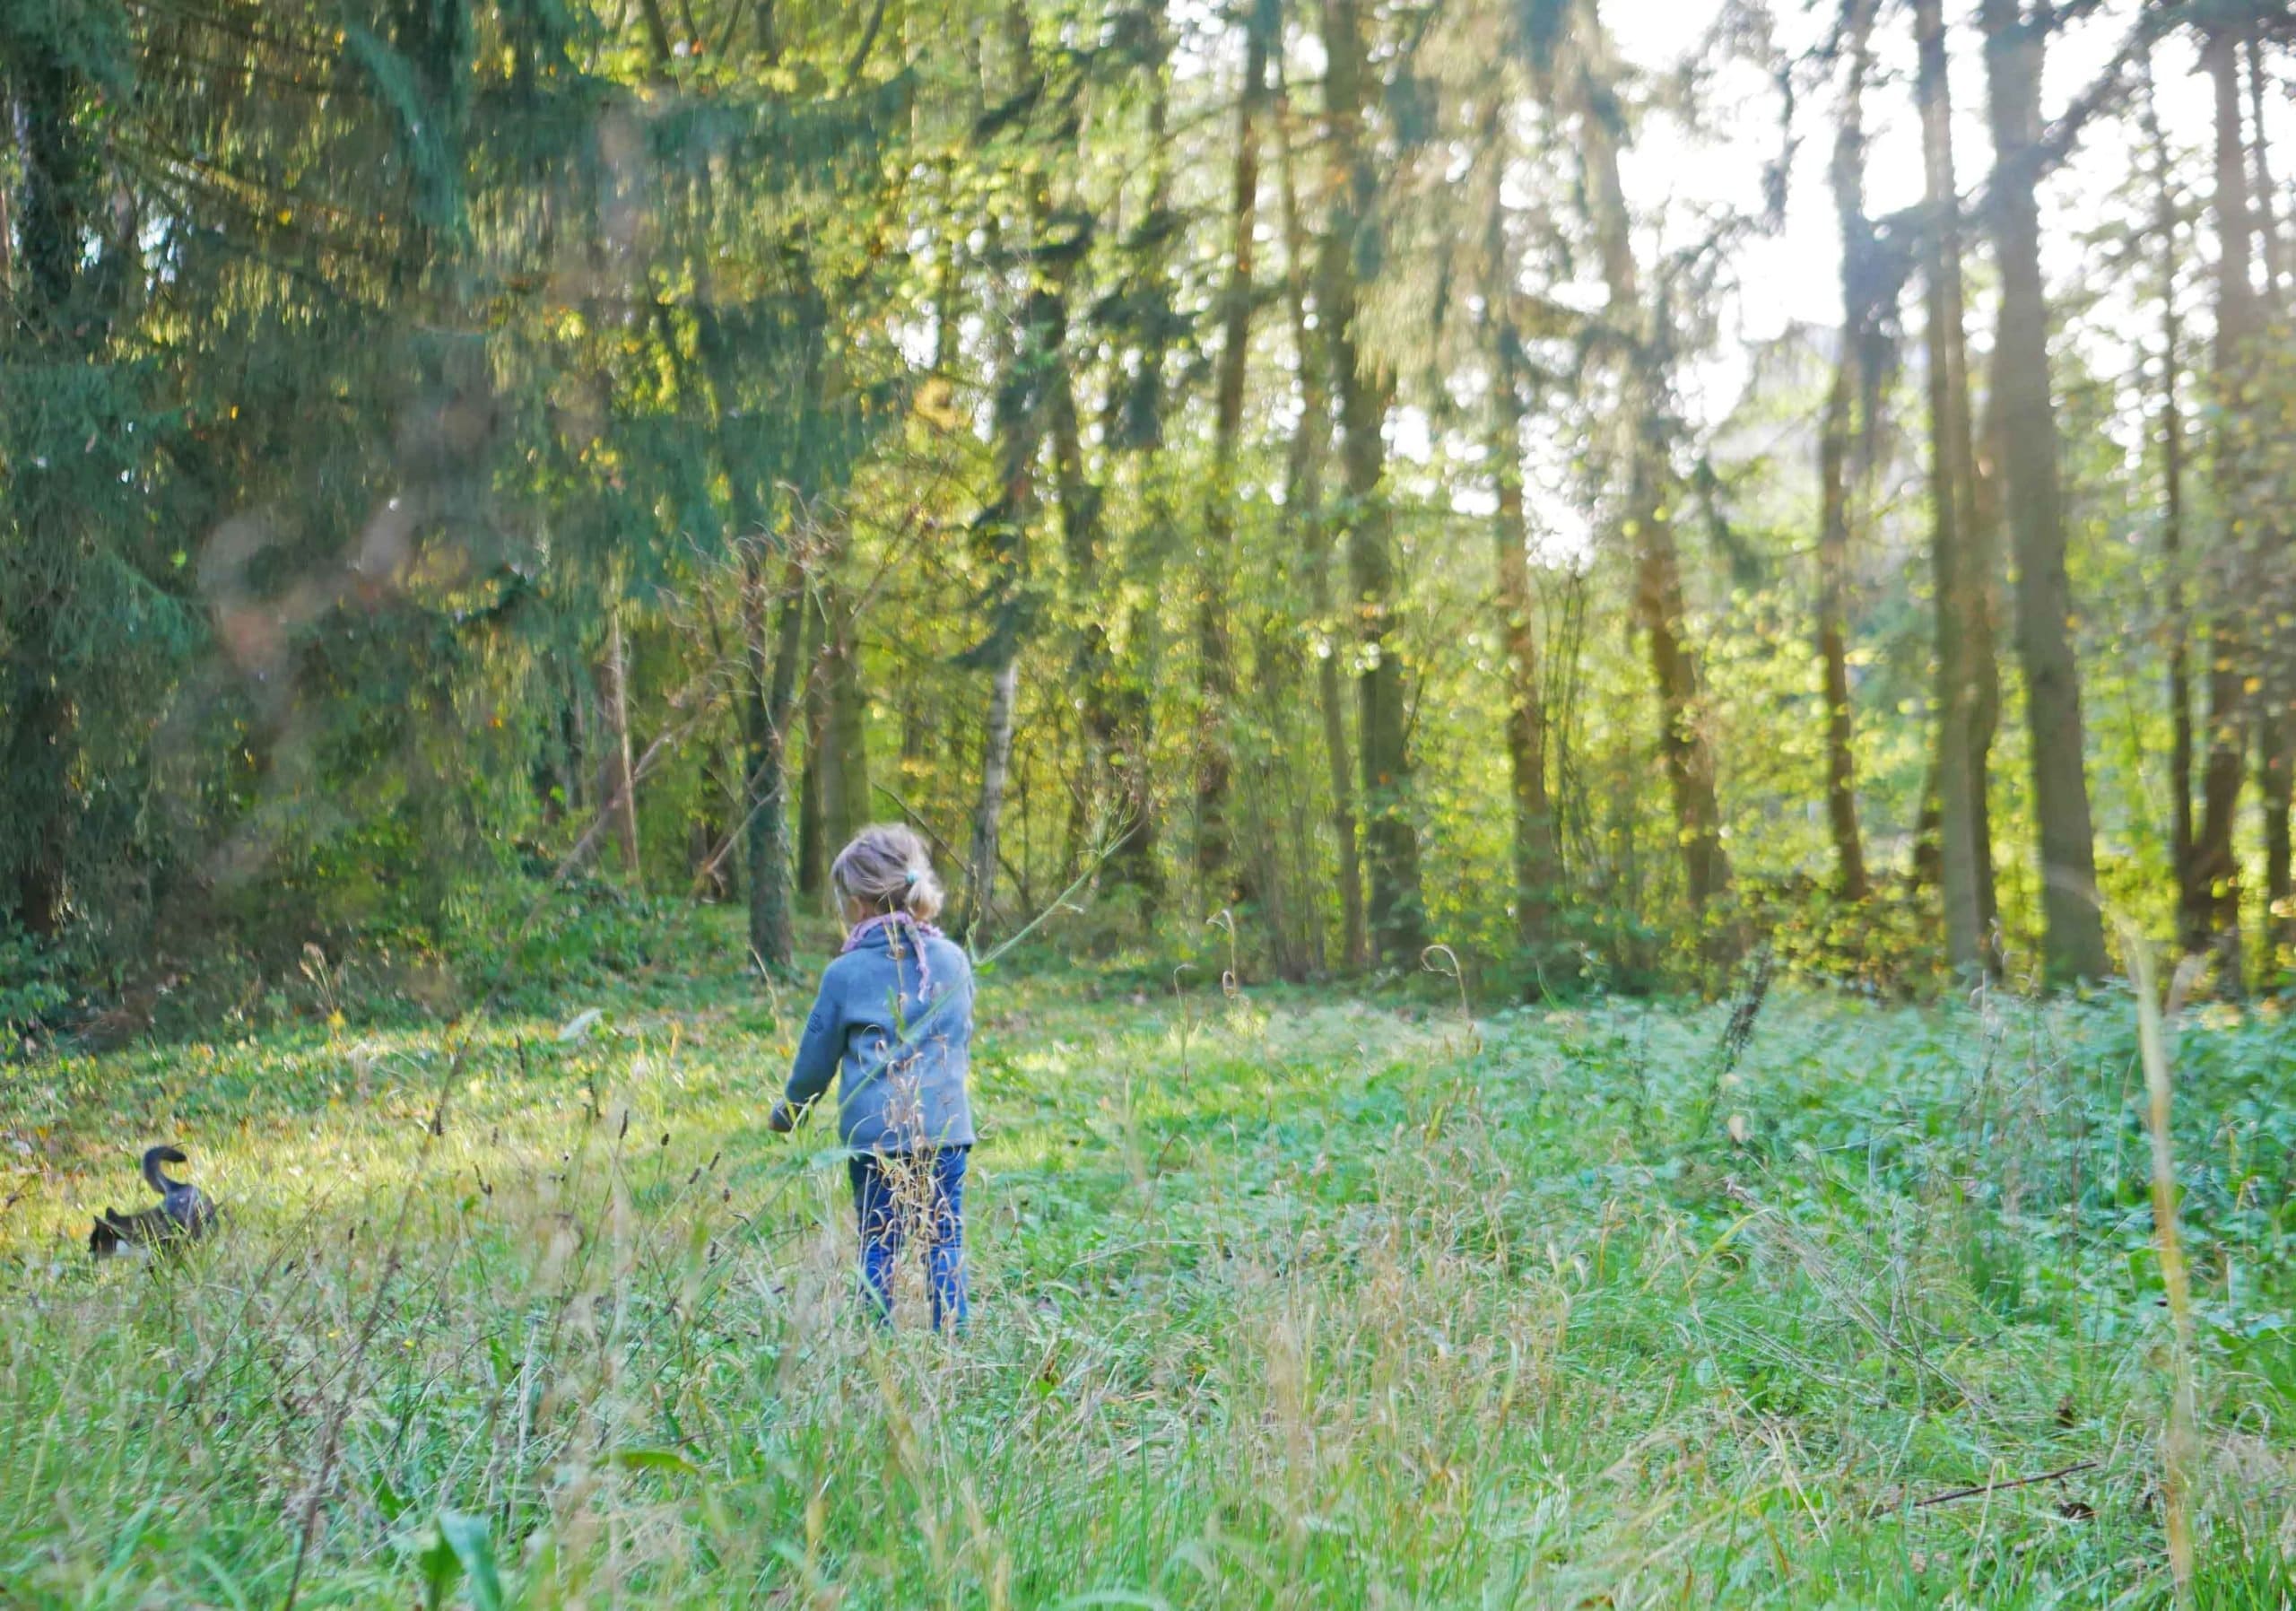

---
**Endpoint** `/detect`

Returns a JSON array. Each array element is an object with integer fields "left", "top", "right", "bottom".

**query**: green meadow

[{"left": 2, "top": 903, "right": 2290, "bottom": 1607}]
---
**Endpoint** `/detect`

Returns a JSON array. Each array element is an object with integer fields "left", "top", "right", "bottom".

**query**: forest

[
  {"left": 1, "top": 0, "right": 2289, "bottom": 1004},
  {"left": 4, "top": 0, "right": 2296, "bottom": 1605}
]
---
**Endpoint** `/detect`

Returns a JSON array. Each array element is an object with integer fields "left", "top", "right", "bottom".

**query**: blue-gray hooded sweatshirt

[{"left": 783, "top": 919, "right": 976, "bottom": 1154}]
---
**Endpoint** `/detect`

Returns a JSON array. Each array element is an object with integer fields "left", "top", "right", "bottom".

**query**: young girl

[{"left": 770, "top": 823, "right": 975, "bottom": 1330}]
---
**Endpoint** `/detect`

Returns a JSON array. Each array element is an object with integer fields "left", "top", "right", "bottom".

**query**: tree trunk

[
  {"left": 2248, "top": 32, "right": 2287, "bottom": 300},
  {"left": 0, "top": 116, "right": 12, "bottom": 292},
  {"left": 541, "top": 679, "right": 579, "bottom": 825},
  {"left": 689, "top": 739, "right": 732, "bottom": 901},
  {"left": 2165, "top": 458, "right": 2201, "bottom": 952},
  {"left": 591, "top": 606, "right": 642, "bottom": 880},
  {"left": 688, "top": 284, "right": 815, "bottom": 971},
  {"left": 1817, "top": 361, "right": 1870, "bottom": 904},
  {"left": 1098, "top": 687, "right": 1161, "bottom": 906},
  {"left": 961, "top": 658, "right": 1022, "bottom": 938},
  {"left": 1022, "top": 36, "right": 1155, "bottom": 920},
  {"left": 1492, "top": 387, "right": 1560, "bottom": 949},
  {"left": 1480, "top": 139, "right": 1560, "bottom": 954},
  {"left": 2266, "top": 687, "right": 2293, "bottom": 978},
  {"left": 1820, "top": 0, "right": 1877, "bottom": 907},
  {"left": 1, "top": 42, "right": 89, "bottom": 937},
  {"left": 1980, "top": 0, "right": 2108, "bottom": 984},
  {"left": 2189, "top": 22, "right": 2258, "bottom": 988},
  {"left": 1242, "top": 603, "right": 1313, "bottom": 981},
  {"left": 822, "top": 581, "right": 871, "bottom": 858},
  {"left": 1042, "top": 225, "right": 1163, "bottom": 919},
  {"left": 1277, "top": 68, "right": 1368, "bottom": 972},
  {"left": 1320, "top": 0, "right": 1425, "bottom": 964},
  {"left": 637, "top": 0, "right": 677, "bottom": 69},
  {"left": 1910, "top": 753, "right": 1942, "bottom": 891},
  {"left": 1196, "top": 3, "right": 1270, "bottom": 908},
  {"left": 741, "top": 548, "right": 809, "bottom": 971},
  {"left": 796, "top": 602, "right": 830, "bottom": 899},
  {"left": 691, "top": 598, "right": 739, "bottom": 904},
  {"left": 2247, "top": 31, "right": 2292, "bottom": 974},
  {"left": 956, "top": 1, "right": 1056, "bottom": 943},
  {"left": 1312, "top": 522, "right": 1369, "bottom": 971},
  {"left": 1043, "top": 241, "right": 1138, "bottom": 915},
  {"left": 1968, "top": 393, "right": 2005, "bottom": 942},
  {"left": 2141, "top": 52, "right": 2197, "bottom": 936},
  {"left": 1577, "top": 0, "right": 1730, "bottom": 917},
  {"left": 1630, "top": 444, "right": 1731, "bottom": 914},
  {"left": 1915, "top": 0, "right": 1994, "bottom": 974},
  {"left": 1085, "top": 0, "right": 1178, "bottom": 919},
  {"left": 2, "top": 666, "right": 70, "bottom": 938}
]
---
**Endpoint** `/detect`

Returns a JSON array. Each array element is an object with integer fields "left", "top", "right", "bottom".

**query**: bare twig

[
  {"left": 1208, "top": 909, "right": 1240, "bottom": 999},
  {"left": 1887, "top": 1459, "right": 2097, "bottom": 1515},
  {"left": 1420, "top": 945, "right": 1480, "bottom": 1057},
  {"left": 2124, "top": 923, "right": 2200, "bottom": 1597},
  {"left": 1171, "top": 964, "right": 1199, "bottom": 1087}
]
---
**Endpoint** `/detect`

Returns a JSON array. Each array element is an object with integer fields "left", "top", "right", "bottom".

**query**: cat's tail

[{"left": 143, "top": 1145, "right": 189, "bottom": 1197}]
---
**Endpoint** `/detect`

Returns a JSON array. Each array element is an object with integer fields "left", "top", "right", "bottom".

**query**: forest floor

[{"left": 1, "top": 897, "right": 2292, "bottom": 1607}]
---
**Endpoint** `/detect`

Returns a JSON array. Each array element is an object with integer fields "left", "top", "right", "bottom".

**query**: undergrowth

[{"left": 0, "top": 905, "right": 2291, "bottom": 1607}]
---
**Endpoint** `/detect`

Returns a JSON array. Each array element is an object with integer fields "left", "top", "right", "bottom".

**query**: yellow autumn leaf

[{"left": 913, "top": 377, "right": 965, "bottom": 431}]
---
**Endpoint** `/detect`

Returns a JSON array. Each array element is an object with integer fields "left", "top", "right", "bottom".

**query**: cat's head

[{"left": 88, "top": 1212, "right": 126, "bottom": 1258}]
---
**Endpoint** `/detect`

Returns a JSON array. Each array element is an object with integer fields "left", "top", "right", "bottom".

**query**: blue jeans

[{"left": 848, "top": 1146, "right": 969, "bottom": 1331}]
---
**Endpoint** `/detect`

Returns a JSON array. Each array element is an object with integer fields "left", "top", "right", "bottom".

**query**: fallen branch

[{"left": 1883, "top": 1459, "right": 2097, "bottom": 1516}]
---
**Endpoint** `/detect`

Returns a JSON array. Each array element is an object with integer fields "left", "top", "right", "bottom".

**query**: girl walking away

[{"left": 770, "top": 824, "right": 976, "bottom": 1330}]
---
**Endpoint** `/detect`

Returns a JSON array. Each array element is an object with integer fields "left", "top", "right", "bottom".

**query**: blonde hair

[{"left": 831, "top": 823, "right": 944, "bottom": 921}]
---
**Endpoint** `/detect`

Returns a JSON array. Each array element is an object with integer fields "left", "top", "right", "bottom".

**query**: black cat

[{"left": 89, "top": 1145, "right": 218, "bottom": 1258}]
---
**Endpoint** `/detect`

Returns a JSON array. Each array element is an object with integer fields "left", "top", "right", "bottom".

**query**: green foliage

[
  {"left": 0, "top": 928, "right": 71, "bottom": 1039},
  {"left": 0, "top": 0, "right": 917, "bottom": 971}
]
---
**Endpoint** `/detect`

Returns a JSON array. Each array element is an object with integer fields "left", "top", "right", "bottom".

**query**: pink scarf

[{"left": 841, "top": 911, "right": 944, "bottom": 990}]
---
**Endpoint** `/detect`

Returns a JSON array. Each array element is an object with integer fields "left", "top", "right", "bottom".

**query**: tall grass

[{"left": 1, "top": 917, "right": 2292, "bottom": 1607}]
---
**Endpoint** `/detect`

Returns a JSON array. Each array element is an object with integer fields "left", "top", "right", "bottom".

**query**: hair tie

[{"left": 904, "top": 867, "right": 919, "bottom": 886}]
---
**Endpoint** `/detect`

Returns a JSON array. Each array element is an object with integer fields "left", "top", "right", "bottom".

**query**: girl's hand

[{"left": 767, "top": 1099, "right": 796, "bottom": 1134}]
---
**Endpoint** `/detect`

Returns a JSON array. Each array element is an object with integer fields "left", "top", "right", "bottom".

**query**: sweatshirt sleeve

[{"left": 783, "top": 972, "right": 844, "bottom": 1110}]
